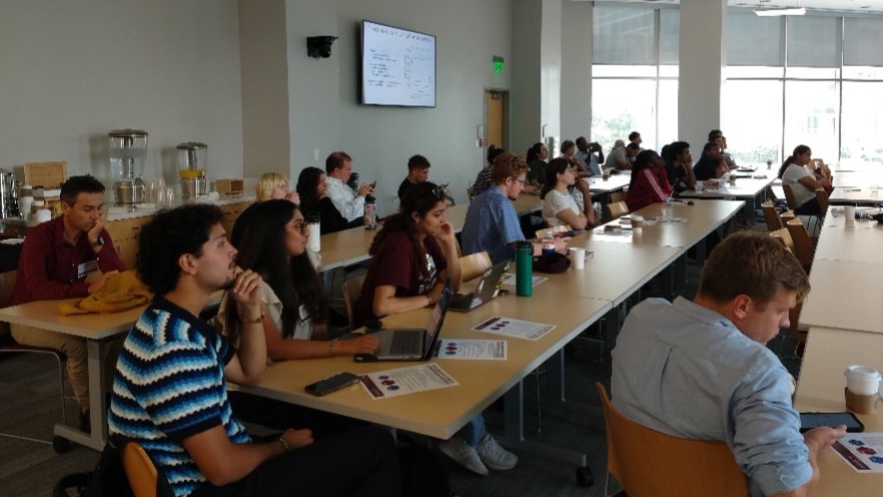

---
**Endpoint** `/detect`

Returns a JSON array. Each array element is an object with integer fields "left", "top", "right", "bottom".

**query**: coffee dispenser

[
  {"left": 0, "top": 170, "right": 19, "bottom": 218},
  {"left": 177, "top": 142, "right": 208, "bottom": 200},
  {"left": 109, "top": 129, "right": 148, "bottom": 205}
]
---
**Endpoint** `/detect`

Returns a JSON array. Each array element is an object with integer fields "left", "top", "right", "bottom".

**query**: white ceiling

[{"left": 598, "top": 0, "right": 883, "bottom": 14}]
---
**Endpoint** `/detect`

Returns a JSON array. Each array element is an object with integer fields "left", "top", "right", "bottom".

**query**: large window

[
  {"left": 591, "top": 6, "right": 678, "bottom": 152},
  {"left": 724, "top": 12, "right": 883, "bottom": 165}
]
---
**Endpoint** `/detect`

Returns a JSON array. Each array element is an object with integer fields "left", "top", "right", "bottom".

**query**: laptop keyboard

[{"left": 389, "top": 330, "right": 422, "bottom": 355}]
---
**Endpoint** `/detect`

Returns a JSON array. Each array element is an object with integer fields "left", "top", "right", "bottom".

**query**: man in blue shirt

[
  {"left": 109, "top": 204, "right": 400, "bottom": 497},
  {"left": 461, "top": 152, "right": 566, "bottom": 264},
  {"left": 611, "top": 231, "right": 844, "bottom": 497}
]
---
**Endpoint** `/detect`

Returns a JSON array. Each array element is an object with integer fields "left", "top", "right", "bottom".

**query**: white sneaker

[
  {"left": 438, "top": 437, "right": 489, "bottom": 476},
  {"left": 475, "top": 434, "right": 518, "bottom": 470}
]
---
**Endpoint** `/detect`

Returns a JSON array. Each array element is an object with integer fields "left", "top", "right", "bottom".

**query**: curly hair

[
  {"left": 491, "top": 152, "right": 530, "bottom": 184},
  {"left": 136, "top": 204, "right": 224, "bottom": 295}
]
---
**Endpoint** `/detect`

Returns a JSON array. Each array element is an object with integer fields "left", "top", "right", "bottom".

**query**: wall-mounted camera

[{"left": 307, "top": 36, "right": 338, "bottom": 59}]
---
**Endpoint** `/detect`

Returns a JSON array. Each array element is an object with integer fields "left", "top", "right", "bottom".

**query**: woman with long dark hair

[
  {"left": 540, "top": 158, "right": 598, "bottom": 229},
  {"left": 218, "top": 199, "right": 378, "bottom": 358},
  {"left": 625, "top": 150, "right": 672, "bottom": 212},
  {"left": 355, "top": 182, "right": 461, "bottom": 324},
  {"left": 778, "top": 145, "right": 831, "bottom": 216},
  {"left": 296, "top": 166, "right": 366, "bottom": 235}
]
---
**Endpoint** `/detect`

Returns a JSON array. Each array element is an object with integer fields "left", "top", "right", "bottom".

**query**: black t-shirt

[
  {"left": 398, "top": 178, "right": 417, "bottom": 201},
  {"left": 693, "top": 156, "right": 720, "bottom": 181},
  {"left": 665, "top": 161, "right": 688, "bottom": 192}
]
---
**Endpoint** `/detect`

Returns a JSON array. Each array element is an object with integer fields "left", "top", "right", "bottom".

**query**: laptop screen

[{"left": 422, "top": 282, "right": 453, "bottom": 353}]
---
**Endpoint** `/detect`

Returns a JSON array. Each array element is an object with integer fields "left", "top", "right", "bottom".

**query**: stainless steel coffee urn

[
  {"left": 177, "top": 142, "right": 208, "bottom": 200},
  {"left": 109, "top": 129, "right": 148, "bottom": 205}
]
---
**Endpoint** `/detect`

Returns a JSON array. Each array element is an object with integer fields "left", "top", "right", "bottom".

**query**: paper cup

[
  {"left": 631, "top": 215, "right": 644, "bottom": 228},
  {"left": 844, "top": 205, "right": 856, "bottom": 226},
  {"left": 35, "top": 208, "right": 52, "bottom": 223},
  {"left": 569, "top": 247, "right": 586, "bottom": 269},
  {"left": 18, "top": 196, "right": 33, "bottom": 220},
  {"left": 845, "top": 365, "right": 881, "bottom": 395},
  {"left": 694, "top": 182, "right": 704, "bottom": 192}
]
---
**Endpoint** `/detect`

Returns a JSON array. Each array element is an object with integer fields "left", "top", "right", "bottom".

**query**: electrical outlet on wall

[{"left": 314, "top": 148, "right": 320, "bottom": 161}]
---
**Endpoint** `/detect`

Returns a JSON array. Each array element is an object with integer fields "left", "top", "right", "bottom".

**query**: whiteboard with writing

[{"left": 361, "top": 21, "right": 436, "bottom": 107}]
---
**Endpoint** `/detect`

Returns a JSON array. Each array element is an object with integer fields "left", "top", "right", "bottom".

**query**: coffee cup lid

[{"left": 845, "top": 365, "right": 881, "bottom": 381}]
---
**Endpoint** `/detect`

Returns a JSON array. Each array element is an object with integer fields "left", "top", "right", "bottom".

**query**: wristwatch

[{"left": 90, "top": 237, "right": 104, "bottom": 248}]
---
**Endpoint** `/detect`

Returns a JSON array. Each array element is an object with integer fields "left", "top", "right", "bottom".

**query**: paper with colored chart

[
  {"left": 501, "top": 273, "right": 547, "bottom": 287},
  {"left": 437, "top": 339, "right": 507, "bottom": 360},
  {"left": 359, "top": 363, "right": 458, "bottom": 400},
  {"left": 472, "top": 316, "right": 555, "bottom": 341},
  {"left": 830, "top": 433, "right": 883, "bottom": 473}
]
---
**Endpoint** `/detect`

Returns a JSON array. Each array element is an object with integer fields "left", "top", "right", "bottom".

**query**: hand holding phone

[{"left": 305, "top": 372, "right": 360, "bottom": 396}]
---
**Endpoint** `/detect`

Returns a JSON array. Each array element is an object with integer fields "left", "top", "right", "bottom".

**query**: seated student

[
  {"left": 471, "top": 145, "right": 506, "bottom": 197},
  {"left": 215, "top": 199, "right": 379, "bottom": 437},
  {"left": 526, "top": 142, "right": 549, "bottom": 188},
  {"left": 540, "top": 158, "right": 599, "bottom": 229},
  {"left": 296, "top": 167, "right": 367, "bottom": 234},
  {"left": 398, "top": 154, "right": 431, "bottom": 202},
  {"left": 461, "top": 152, "right": 567, "bottom": 264},
  {"left": 779, "top": 145, "right": 832, "bottom": 216},
  {"left": 325, "top": 151, "right": 374, "bottom": 223},
  {"left": 256, "top": 172, "right": 300, "bottom": 204},
  {"left": 708, "top": 129, "right": 737, "bottom": 170},
  {"left": 217, "top": 199, "right": 379, "bottom": 356},
  {"left": 108, "top": 204, "right": 401, "bottom": 497},
  {"left": 577, "top": 137, "right": 604, "bottom": 177},
  {"left": 693, "top": 142, "right": 728, "bottom": 181},
  {"left": 604, "top": 140, "right": 630, "bottom": 171},
  {"left": 355, "top": 182, "right": 461, "bottom": 325},
  {"left": 664, "top": 141, "right": 697, "bottom": 192},
  {"left": 560, "top": 140, "right": 585, "bottom": 175},
  {"left": 11, "top": 174, "right": 125, "bottom": 431},
  {"left": 624, "top": 142, "right": 640, "bottom": 168},
  {"left": 612, "top": 231, "right": 844, "bottom": 497},
  {"left": 625, "top": 150, "right": 672, "bottom": 212}
]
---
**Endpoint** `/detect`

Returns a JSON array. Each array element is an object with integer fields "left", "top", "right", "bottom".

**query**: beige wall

[{"left": 0, "top": 0, "right": 243, "bottom": 186}]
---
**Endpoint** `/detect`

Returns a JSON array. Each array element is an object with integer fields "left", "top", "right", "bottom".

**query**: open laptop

[
  {"left": 449, "top": 260, "right": 510, "bottom": 313},
  {"left": 357, "top": 282, "right": 453, "bottom": 362}
]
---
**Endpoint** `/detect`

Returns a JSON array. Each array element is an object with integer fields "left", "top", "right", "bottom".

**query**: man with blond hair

[{"left": 612, "top": 231, "right": 844, "bottom": 497}]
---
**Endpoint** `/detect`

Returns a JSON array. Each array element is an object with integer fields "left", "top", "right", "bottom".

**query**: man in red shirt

[{"left": 11, "top": 175, "right": 125, "bottom": 430}]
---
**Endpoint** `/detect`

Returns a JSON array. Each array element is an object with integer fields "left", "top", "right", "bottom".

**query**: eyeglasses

[
  {"left": 514, "top": 178, "right": 526, "bottom": 186},
  {"left": 292, "top": 220, "right": 308, "bottom": 234},
  {"left": 432, "top": 183, "right": 449, "bottom": 200}
]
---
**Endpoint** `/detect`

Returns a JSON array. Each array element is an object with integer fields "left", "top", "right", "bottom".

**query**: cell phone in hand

[
  {"left": 799, "top": 412, "right": 864, "bottom": 433},
  {"left": 305, "top": 372, "right": 360, "bottom": 396}
]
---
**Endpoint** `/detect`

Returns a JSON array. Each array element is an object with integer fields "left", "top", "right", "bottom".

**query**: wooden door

[{"left": 484, "top": 90, "right": 505, "bottom": 150}]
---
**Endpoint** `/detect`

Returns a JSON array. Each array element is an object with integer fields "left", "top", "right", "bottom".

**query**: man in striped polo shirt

[{"left": 108, "top": 204, "right": 400, "bottom": 497}]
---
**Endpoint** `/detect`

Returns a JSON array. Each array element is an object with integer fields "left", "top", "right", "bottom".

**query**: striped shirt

[{"left": 108, "top": 296, "right": 251, "bottom": 497}]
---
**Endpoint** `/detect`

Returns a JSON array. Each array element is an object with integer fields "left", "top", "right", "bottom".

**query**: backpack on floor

[
  {"left": 52, "top": 434, "right": 173, "bottom": 497},
  {"left": 398, "top": 445, "right": 457, "bottom": 497}
]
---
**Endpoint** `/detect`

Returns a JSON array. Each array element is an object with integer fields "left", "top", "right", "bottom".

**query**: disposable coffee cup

[
  {"left": 846, "top": 365, "right": 881, "bottom": 395},
  {"left": 35, "top": 208, "right": 52, "bottom": 223},
  {"left": 844, "top": 206, "right": 856, "bottom": 226},
  {"left": 18, "top": 196, "right": 33, "bottom": 220},
  {"left": 694, "top": 182, "right": 704, "bottom": 192},
  {"left": 631, "top": 214, "right": 644, "bottom": 228},
  {"left": 728, "top": 175, "right": 737, "bottom": 186},
  {"left": 569, "top": 247, "right": 586, "bottom": 269}
]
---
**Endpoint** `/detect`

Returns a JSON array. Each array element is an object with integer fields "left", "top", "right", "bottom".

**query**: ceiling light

[{"left": 754, "top": 7, "right": 806, "bottom": 16}]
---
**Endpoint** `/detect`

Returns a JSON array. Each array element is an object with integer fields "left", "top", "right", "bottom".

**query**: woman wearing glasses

[
  {"left": 216, "top": 199, "right": 378, "bottom": 438},
  {"left": 217, "top": 199, "right": 379, "bottom": 359},
  {"left": 540, "top": 158, "right": 599, "bottom": 229},
  {"left": 355, "top": 182, "right": 461, "bottom": 325}
]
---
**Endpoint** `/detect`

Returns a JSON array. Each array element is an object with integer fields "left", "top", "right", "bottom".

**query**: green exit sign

[{"left": 493, "top": 56, "right": 504, "bottom": 73}]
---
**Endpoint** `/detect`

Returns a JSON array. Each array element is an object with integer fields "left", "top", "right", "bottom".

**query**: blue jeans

[{"left": 462, "top": 413, "right": 486, "bottom": 447}]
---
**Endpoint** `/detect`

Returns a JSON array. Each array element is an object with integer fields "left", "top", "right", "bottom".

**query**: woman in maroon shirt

[
  {"left": 355, "top": 182, "right": 461, "bottom": 326},
  {"left": 625, "top": 150, "right": 673, "bottom": 212}
]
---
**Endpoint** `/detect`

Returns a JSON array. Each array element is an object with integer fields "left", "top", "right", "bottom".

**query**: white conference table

[
  {"left": 812, "top": 212, "right": 883, "bottom": 264},
  {"left": 828, "top": 186, "right": 883, "bottom": 205},
  {"left": 677, "top": 175, "right": 774, "bottom": 202},
  {"left": 0, "top": 300, "right": 144, "bottom": 450},
  {"left": 583, "top": 174, "right": 630, "bottom": 193}
]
